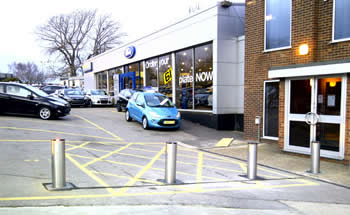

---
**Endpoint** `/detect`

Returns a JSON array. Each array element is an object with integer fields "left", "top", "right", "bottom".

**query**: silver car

[{"left": 85, "top": 89, "right": 113, "bottom": 106}]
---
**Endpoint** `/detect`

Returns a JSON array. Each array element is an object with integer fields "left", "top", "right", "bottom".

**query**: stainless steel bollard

[
  {"left": 311, "top": 141, "right": 320, "bottom": 174},
  {"left": 51, "top": 139, "right": 66, "bottom": 188},
  {"left": 44, "top": 139, "right": 74, "bottom": 191},
  {"left": 247, "top": 142, "right": 258, "bottom": 180},
  {"left": 165, "top": 142, "right": 177, "bottom": 184}
]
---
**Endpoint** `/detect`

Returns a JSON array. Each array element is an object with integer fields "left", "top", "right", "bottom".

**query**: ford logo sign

[{"left": 124, "top": 46, "right": 136, "bottom": 59}]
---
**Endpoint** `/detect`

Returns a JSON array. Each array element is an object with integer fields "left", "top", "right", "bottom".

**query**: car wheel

[
  {"left": 39, "top": 107, "right": 52, "bottom": 120},
  {"left": 125, "top": 110, "right": 132, "bottom": 122},
  {"left": 86, "top": 100, "right": 92, "bottom": 107},
  {"left": 116, "top": 104, "right": 122, "bottom": 112},
  {"left": 142, "top": 117, "right": 149, "bottom": 130}
]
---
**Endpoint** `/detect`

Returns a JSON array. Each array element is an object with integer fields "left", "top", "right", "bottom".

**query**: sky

[{"left": 0, "top": 0, "right": 244, "bottom": 74}]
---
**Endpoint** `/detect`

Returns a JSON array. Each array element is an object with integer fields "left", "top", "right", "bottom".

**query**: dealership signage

[
  {"left": 124, "top": 46, "right": 136, "bottom": 59},
  {"left": 82, "top": 62, "right": 93, "bottom": 73},
  {"left": 179, "top": 71, "right": 212, "bottom": 84}
]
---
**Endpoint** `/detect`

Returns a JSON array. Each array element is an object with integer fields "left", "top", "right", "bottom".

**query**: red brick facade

[{"left": 244, "top": 0, "right": 350, "bottom": 162}]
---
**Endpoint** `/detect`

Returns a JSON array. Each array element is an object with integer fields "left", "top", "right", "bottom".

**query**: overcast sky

[{"left": 0, "top": 0, "right": 244, "bottom": 73}]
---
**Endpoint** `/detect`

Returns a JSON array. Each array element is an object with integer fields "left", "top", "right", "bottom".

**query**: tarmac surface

[{"left": 0, "top": 107, "right": 349, "bottom": 214}]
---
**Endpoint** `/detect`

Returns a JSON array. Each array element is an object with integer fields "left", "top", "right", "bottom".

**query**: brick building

[{"left": 244, "top": 0, "right": 350, "bottom": 162}]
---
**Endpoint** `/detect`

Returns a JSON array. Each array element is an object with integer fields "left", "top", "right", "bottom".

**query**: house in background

[{"left": 244, "top": 0, "right": 350, "bottom": 162}]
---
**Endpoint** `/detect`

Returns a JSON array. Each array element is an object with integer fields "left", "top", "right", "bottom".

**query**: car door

[
  {"left": 0, "top": 84, "right": 10, "bottom": 113},
  {"left": 6, "top": 85, "right": 39, "bottom": 115},
  {"left": 134, "top": 94, "right": 145, "bottom": 122}
]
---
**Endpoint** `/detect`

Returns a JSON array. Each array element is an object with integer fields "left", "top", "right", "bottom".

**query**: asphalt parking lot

[{"left": 0, "top": 108, "right": 350, "bottom": 213}]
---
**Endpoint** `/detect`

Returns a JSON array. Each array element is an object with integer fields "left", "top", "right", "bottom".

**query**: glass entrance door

[{"left": 285, "top": 76, "right": 346, "bottom": 159}]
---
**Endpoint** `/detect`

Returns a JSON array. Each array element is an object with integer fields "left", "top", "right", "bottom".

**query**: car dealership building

[{"left": 83, "top": 2, "right": 245, "bottom": 130}]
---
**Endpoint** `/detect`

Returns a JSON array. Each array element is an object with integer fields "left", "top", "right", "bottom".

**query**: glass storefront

[
  {"left": 96, "top": 71, "right": 107, "bottom": 90},
  {"left": 95, "top": 42, "right": 213, "bottom": 111},
  {"left": 158, "top": 54, "right": 172, "bottom": 101},
  {"left": 176, "top": 48, "right": 193, "bottom": 109},
  {"left": 145, "top": 57, "right": 158, "bottom": 88},
  {"left": 194, "top": 44, "right": 213, "bottom": 110}
]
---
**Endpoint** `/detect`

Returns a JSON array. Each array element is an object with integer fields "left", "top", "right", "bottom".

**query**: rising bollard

[
  {"left": 310, "top": 141, "right": 321, "bottom": 174},
  {"left": 247, "top": 142, "right": 258, "bottom": 180},
  {"left": 165, "top": 142, "right": 177, "bottom": 184},
  {"left": 44, "top": 139, "right": 74, "bottom": 191}
]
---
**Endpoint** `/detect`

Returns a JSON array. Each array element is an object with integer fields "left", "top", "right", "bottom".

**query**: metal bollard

[
  {"left": 247, "top": 142, "right": 258, "bottom": 180},
  {"left": 311, "top": 141, "right": 320, "bottom": 174},
  {"left": 165, "top": 142, "right": 177, "bottom": 184},
  {"left": 44, "top": 139, "right": 74, "bottom": 191}
]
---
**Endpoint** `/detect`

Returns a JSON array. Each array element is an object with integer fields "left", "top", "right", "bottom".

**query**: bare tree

[
  {"left": 8, "top": 62, "right": 46, "bottom": 84},
  {"left": 35, "top": 10, "right": 125, "bottom": 77}
]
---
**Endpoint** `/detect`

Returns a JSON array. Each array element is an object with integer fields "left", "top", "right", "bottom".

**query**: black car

[
  {"left": 116, "top": 89, "right": 135, "bottom": 112},
  {"left": 41, "top": 85, "right": 65, "bottom": 95},
  {"left": 60, "top": 88, "right": 91, "bottom": 107},
  {"left": 0, "top": 82, "right": 70, "bottom": 120}
]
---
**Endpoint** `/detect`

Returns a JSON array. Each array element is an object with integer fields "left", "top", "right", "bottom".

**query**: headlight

[
  {"left": 51, "top": 101, "right": 65, "bottom": 106},
  {"left": 149, "top": 111, "right": 161, "bottom": 119},
  {"left": 176, "top": 112, "right": 181, "bottom": 118}
]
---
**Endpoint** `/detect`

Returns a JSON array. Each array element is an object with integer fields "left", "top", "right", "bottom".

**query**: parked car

[
  {"left": 40, "top": 85, "right": 64, "bottom": 95},
  {"left": 58, "top": 88, "right": 91, "bottom": 107},
  {"left": 85, "top": 89, "right": 113, "bottom": 106},
  {"left": 125, "top": 91, "right": 181, "bottom": 129},
  {"left": 116, "top": 89, "right": 135, "bottom": 112},
  {"left": 0, "top": 82, "right": 70, "bottom": 120},
  {"left": 52, "top": 89, "right": 73, "bottom": 104}
]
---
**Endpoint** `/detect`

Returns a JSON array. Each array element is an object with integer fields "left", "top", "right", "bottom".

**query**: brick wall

[{"left": 245, "top": 0, "right": 350, "bottom": 161}]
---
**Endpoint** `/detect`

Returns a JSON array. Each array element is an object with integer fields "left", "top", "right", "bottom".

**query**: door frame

[{"left": 284, "top": 75, "right": 347, "bottom": 160}]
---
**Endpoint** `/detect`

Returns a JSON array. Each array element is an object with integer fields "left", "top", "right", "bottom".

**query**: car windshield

[
  {"left": 91, "top": 90, "right": 107, "bottom": 95},
  {"left": 26, "top": 85, "right": 49, "bottom": 97},
  {"left": 65, "top": 89, "right": 83, "bottom": 95},
  {"left": 145, "top": 94, "right": 174, "bottom": 107}
]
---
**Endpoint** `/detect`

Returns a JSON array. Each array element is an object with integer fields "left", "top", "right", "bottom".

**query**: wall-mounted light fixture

[
  {"left": 329, "top": 81, "right": 336, "bottom": 87},
  {"left": 299, "top": 44, "right": 309, "bottom": 55}
]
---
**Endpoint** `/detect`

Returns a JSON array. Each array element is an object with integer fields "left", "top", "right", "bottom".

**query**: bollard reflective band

[{"left": 166, "top": 142, "right": 177, "bottom": 145}]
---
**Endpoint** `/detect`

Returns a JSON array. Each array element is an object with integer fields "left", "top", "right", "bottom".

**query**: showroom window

[
  {"left": 145, "top": 58, "right": 158, "bottom": 88},
  {"left": 333, "top": 0, "right": 350, "bottom": 41},
  {"left": 194, "top": 44, "right": 213, "bottom": 110},
  {"left": 265, "top": 0, "right": 291, "bottom": 51},
  {"left": 96, "top": 71, "right": 107, "bottom": 90},
  {"left": 263, "top": 81, "right": 279, "bottom": 138},
  {"left": 127, "top": 62, "right": 141, "bottom": 89},
  {"left": 158, "top": 54, "right": 173, "bottom": 101},
  {"left": 175, "top": 48, "right": 193, "bottom": 109}
]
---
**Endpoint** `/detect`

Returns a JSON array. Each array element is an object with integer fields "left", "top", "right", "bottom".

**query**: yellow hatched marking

[
  {"left": 0, "top": 127, "right": 118, "bottom": 141},
  {"left": 66, "top": 142, "right": 90, "bottom": 152},
  {"left": 90, "top": 171, "right": 164, "bottom": 185},
  {"left": 0, "top": 140, "right": 84, "bottom": 143},
  {"left": 66, "top": 154, "right": 117, "bottom": 194},
  {"left": 196, "top": 152, "right": 203, "bottom": 191},
  {"left": 82, "top": 143, "right": 134, "bottom": 167},
  {"left": 117, "top": 147, "right": 166, "bottom": 195},
  {"left": 116, "top": 152, "right": 153, "bottom": 160},
  {"left": 128, "top": 147, "right": 160, "bottom": 153},
  {"left": 73, "top": 115, "right": 123, "bottom": 141},
  {"left": 216, "top": 138, "right": 233, "bottom": 147}
]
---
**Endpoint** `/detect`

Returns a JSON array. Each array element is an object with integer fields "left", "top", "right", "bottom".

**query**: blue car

[{"left": 125, "top": 92, "right": 181, "bottom": 129}]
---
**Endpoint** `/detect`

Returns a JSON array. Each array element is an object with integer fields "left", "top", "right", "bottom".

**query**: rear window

[{"left": 0, "top": 85, "right": 4, "bottom": 93}]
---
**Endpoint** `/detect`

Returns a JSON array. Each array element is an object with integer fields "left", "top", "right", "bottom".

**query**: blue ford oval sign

[{"left": 124, "top": 46, "right": 136, "bottom": 59}]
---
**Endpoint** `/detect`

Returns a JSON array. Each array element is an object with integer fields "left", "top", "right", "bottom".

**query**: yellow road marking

[
  {"left": 66, "top": 154, "right": 117, "bottom": 194},
  {"left": 0, "top": 140, "right": 84, "bottom": 143},
  {"left": 128, "top": 147, "right": 160, "bottom": 153},
  {"left": 68, "top": 153, "right": 143, "bottom": 168},
  {"left": 90, "top": 171, "right": 164, "bottom": 185},
  {"left": 117, "top": 147, "right": 166, "bottom": 195},
  {"left": 73, "top": 115, "right": 123, "bottom": 141},
  {"left": 215, "top": 138, "right": 233, "bottom": 147},
  {"left": 66, "top": 142, "right": 90, "bottom": 152},
  {"left": 0, "top": 178, "right": 318, "bottom": 201},
  {"left": 82, "top": 143, "right": 134, "bottom": 167},
  {"left": 0, "top": 127, "right": 119, "bottom": 141},
  {"left": 196, "top": 152, "right": 203, "bottom": 191},
  {"left": 116, "top": 152, "right": 153, "bottom": 160}
]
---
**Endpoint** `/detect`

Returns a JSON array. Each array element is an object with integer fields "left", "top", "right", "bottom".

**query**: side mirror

[{"left": 27, "top": 95, "right": 34, "bottom": 100}]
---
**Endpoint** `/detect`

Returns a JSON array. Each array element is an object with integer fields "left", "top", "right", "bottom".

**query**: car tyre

[
  {"left": 125, "top": 110, "right": 132, "bottom": 122},
  {"left": 116, "top": 103, "right": 122, "bottom": 112},
  {"left": 39, "top": 107, "right": 52, "bottom": 120},
  {"left": 86, "top": 100, "right": 92, "bottom": 107},
  {"left": 142, "top": 117, "right": 149, "bottom": 130}
]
